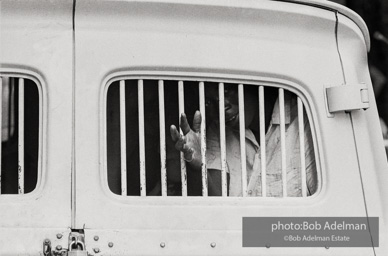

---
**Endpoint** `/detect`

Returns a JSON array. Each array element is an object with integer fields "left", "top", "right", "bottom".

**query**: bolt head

[
  {"left": 210, "top": 242, "right": 216, "bottom": 248},
  {"left": 160, "top": 242, "right": 166, "bottom": 248},
  {"left": 108, "top": 242, "right": 114, "bottom": 248},
  {"left": 265, "top": 243, "right": 271, "bottom": 248},
  {"left": 93, "top": 248, "right": 100, "bottom": 253},
  {"left": 56, "top": 245, "right": 62, "bottom": 251},
  {"left": 325, "top": 246, "right": 330, "bottom": 249},
  {"left": 94, "top": 236, "right": 99, "bottom": 241},
  {"left": 56, "top": 234, "right": 63, "bottom": 239},
  {"left": 44, "top": 239, "right": 50, "bottom": 244}
]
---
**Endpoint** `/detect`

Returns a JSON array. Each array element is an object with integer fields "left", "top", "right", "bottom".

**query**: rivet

[
  {"left": 56, "top": 245, "right": 62, "bottom": 251},
  {"left": 93, "top": 248, "right": 100, "bottom": 253},
  {"left": 210, "top": 242, "right": 216, "bottom": 248},
  {"left": 56, "top": 234, "right": 63, "bottom": 239},
  {"left": 160, "top": 242, "right": 166, "bottom": 248},
  {"left": 94, "top": 236, "right": 99, "bottom": 241},
  {"left": 325, "top": 246, "right": 330, "bottom": 249},
  {"left": 265, "top": 243, "right": 271, "bottom": 248},
  {"left": 108, "top": 242, "right": 114, "bottom": 248}
]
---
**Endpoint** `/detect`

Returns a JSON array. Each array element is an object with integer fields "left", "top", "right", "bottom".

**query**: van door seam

[
  {"left": 349, "top": 114, "right": 377, "bottom": 255},
  {"left": 334, "top": 11, "right": 347, "bottom": 85},
  {"left": 71, "top": 0, "right": 77, "bottom": 229},
  {"left": 335, "top": 11, "right": 376, "bottom": 255}
]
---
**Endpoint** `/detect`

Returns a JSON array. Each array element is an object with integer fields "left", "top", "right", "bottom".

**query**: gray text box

[{"left": 243, "top": 217, "right": 378, "bottom": 247}]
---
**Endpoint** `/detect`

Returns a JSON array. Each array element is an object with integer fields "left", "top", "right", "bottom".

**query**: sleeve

[
  {"left": 304, "top": 118, "right": 318, "bottom": 195},
  {"left": 206, "top": 126, "right": 223, "bottom": 171}
]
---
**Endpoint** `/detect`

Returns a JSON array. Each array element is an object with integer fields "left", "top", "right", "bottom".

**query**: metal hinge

[
  {"left": 43, "top": 231, "right": 88, "bottom": 256},
  {"left": 325, "top": 83, "right": 370, "bottom": 113}
]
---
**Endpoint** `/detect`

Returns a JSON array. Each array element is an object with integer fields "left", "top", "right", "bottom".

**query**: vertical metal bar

[
  {"left": 18, "top": 78, "right": 24, "bottom": 194},
  {"left": 9, "top": 78, "right": 15, "bottom": 140},
  {"left": 298, "top": 97, "right": 307, "bottom": 197},
  {"left": 259, "top": 86, "right": 266, "bottom": 197},
  {"left": 178, "top": 81, "right": 187, "bottom": 196},
  {"left": 218, "top": 83, "right": 227, "bottom": 197},
  {"left": 138, "top": 80, "right": 146, "bottom": 196},
  {"left": 279, "top": 89, "right": 287, "bottom": 197},
  {"left": 119, "top": 80, "right": 127, "bottom": 196},
  {"left": 0, "top": 77, "right": 2, "bottom": 194},
  {"left": 199, "top": 82, "right": 208, "bottom": 197},
  {"left": 238, "top": 84, "right": 247, "bottom": 197},
  {"left": 159, "top": 80, "right": 167, "bottom": 197}
]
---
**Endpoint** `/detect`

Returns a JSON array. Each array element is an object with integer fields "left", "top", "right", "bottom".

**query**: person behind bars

[{"left": 170, "top": 84, "right": 317, "bottom": 197}]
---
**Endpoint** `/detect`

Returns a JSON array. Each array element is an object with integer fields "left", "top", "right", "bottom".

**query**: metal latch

[
  {"left": 326, "top": 83, "right": 369, "bottom": 113},
  {"left": 43, "top": 231, "right": 87, "bottom": 256},
  {"left": 68, "top": 231, "right": 87, "bottom": 256}
]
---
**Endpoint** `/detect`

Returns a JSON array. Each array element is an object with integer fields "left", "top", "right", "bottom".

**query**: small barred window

[
  {"left": 106, "top": 78, "right": 318, "bottom": 197},
  {"left": 0, "top": 76, "right": 40, "bottom": 194}
]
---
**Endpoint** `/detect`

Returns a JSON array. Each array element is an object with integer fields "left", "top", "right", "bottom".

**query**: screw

[
  {"left": 93, "top": 248, "right": 100, "bottom": 253},
  {"left": 210, "top": 242, "right": 216, "bottom": 248},
  {"left": 160, "top": 242, "right": 166, "bottom": 248},
  {"left": 94, "top": 236, "right": 99, "bottom": 241},
  {"left": 265, "top": 243, "right": 271, "bottom": 248},
  {"left": 108, "top": 242, "right": 114, "bottom": 248},
  {"left": 56, "top": 234, "right": 63, "bottom": 239},
  {"left": 56, "top": 245, "right": 62, "bottom": 251}
]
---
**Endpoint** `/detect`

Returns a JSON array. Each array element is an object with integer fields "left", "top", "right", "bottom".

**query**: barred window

[
  {"left": 106, "top": 78, "right": 318, "bottom": 197},
  {"left": 0, "top": 76, "right": 40, "bottom": 194}
]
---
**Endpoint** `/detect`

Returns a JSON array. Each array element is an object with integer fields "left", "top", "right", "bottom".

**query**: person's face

[{"left": 206, "top": 85, "right": 257, "bottom": 129}]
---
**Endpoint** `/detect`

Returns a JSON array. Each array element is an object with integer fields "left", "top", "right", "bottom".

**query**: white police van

[{"left": 0, "top": 0, "right": 387, "bottom": 255}]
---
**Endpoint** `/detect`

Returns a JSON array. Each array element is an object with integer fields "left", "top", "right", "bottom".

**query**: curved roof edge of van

[
  {"left": 274, "top": 0, "right": 370, "bottom": 51},
  {"left": 131, "top": 0, "right": 370, "bottom": 51}
]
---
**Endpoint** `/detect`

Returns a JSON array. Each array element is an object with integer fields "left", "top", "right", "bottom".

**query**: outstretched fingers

[
  {"left": 170, "top": 125, "right": 188, "bottom": 150},
  {"left": 180, "top": 113, "right": 191, "bottom": 135},
  {"left": 192, "top": 110, "right": 202, "bottom": 133},
  {"left": 170, "top": 124, "right": 194, "bottom": 159},
  {"left": 170, "top": 112, "right": 199, "bottom": 163},
  {"left": 170, "top": 125, "right": 180, "bottom": 142}
]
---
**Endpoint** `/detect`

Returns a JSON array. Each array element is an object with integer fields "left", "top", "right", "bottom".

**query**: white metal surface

[
  {"left": 0, "top": 0, "right": 73, "bottom": 253},
  {"left": 178, "top": 81, "right": 188, "bottom": 196},
  {"left": 70, "top": 1, "right": 387, "bottom": 255},
  {"left": 199, "top": 82, "right": 208, "bottom": 197},
  {"left": 18, "top": 78, "right": 24, "bottom": 194},
  {"left": 326, "top": 83, "right": 370, "bottom": 113},
  {"left": 218, "top": 83, "right": 228, "bottom": 197},
  {"left": 336, "top": 13, "right": 388, "bottom": 256},
  {"left": 159, "top": 80, "right": 168, "bottom": 197},
  {"left": 238, "top": 84, "right": 247, "bottom": 197},
  {"left": 0, "top": 77, "right": 2, "bottom": 195},
  {"left": 278, "top": 89, "right": 287, "bottom": 197},
  {"left": 119, "top": 80, "right": 127, "bottom": 196},
  {"left": 258, "top": 86, "right": 266, "bottom": 197},
  {"left": 1, "top": 0, "right": 385, "bottom": 255},
  {"left": 9, "top": 78, "right": 15, "bottom": 141},
  {"left": 138, "top": 80, "right": 146, "bottom": 197}
]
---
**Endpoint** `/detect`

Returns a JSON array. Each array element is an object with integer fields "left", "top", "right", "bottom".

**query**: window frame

[
  {"left": 101, "top": 70, "right": 323, "bottom": 203},
  {"left": 0, "top": 69, "right": 46, "bottom": 197}
]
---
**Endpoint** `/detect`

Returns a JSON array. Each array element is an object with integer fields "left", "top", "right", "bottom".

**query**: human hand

[{"left": 170, "top": 111, "right": 202, "bottom": 171}]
